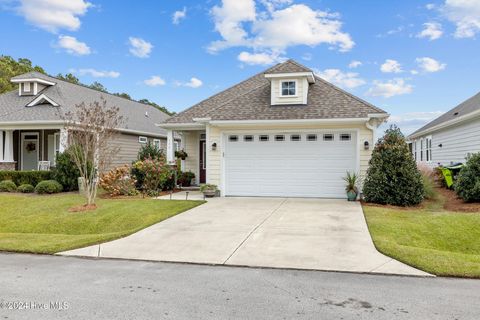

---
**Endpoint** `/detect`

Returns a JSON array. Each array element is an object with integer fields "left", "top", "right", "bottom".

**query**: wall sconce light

[
  {"left": 211, "top": 142, "right": 217, "bottom": 151},
  {"left": 364, "top": 141, "right": 370, "bottom": 150},
  {"left": 438, "top": 143, "right": 443, "bottom": 148}
]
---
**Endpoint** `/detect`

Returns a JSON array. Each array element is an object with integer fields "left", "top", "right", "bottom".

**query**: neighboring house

[
  {"left": 159, "top": 60, "right": 388, "bottom": 198},
  {"left": 0, "top": 72, "right": 172, "bottom": 171},
  {"left": 408, "top": 91, "right": 480, "bottom": 167}
]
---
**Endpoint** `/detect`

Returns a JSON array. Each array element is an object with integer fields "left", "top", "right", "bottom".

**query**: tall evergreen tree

[{"left": 0, "top": 56, "right": 46, "bottom": 94}]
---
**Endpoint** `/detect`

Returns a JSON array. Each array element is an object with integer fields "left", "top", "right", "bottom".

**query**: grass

[
  {"left": 363, "top": 193, "right": 480, "bottom": 278},
  {"left": 0, "top": 193, "right": 204, "bottom": 254}
]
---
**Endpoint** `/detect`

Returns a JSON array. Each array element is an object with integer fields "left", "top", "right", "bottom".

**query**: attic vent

[{"left": 453, "top": 112, "right": 459, "bottom": 116}]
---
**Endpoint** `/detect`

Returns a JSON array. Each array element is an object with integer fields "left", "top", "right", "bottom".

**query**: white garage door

[{"left": 224, "top": 131, "right": 357, "bottom": 198}]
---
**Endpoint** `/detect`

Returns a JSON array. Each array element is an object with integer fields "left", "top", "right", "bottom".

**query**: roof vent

[
  {"left": 145, "top": 111, "right": 149, "bottom": 118},
  {"left": 453, "top": 112, "right": 459, "bottom": 116}
]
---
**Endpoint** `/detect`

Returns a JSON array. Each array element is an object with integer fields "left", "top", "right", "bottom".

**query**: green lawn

[
  {"left": 0, "top": 193, "right": 204, "bottom": 254},
  {"left": 363, "top": 195, "right": 480, "bottom": 278}
]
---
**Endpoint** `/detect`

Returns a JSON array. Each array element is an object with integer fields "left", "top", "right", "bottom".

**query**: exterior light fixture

[
  {"left": 438, "top": 144, "right": 443, "bottom": 148},
  {"left": 364, "top": 141, "right": 370, "bottom": 150},
  {"left": 211, "top": 142, "right": 217, "bottom": 151}
]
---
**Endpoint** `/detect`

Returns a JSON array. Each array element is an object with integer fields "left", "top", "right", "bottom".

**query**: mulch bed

[
  {"left": 98, "top": 189, "right": 182, "bottom": 200},
  {"left": 437, "top": 188, "right": 480, "bottom": 213}
]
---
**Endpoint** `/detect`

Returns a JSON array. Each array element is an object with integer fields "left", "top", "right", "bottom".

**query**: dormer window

[
  {"left": 24, "top": 82, "right": 31, "bottom": 92},
  {"left": 281, "top": 81, "right": 296, "bottom": 96}
]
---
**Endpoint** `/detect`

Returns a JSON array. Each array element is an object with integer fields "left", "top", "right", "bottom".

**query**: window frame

[
  {"left": 340, "top": 133, "right": 351, "bottom": 141},
  {"left": 153, "top": 139, "right": 161, "bottom": 150},
  {"left": 306, "top": 134, "right": 317, "bottom": 142},
  {"left": 24, "top": 82, "right": 31, "bottom": 92},
  {"left": 290, "top": 134, "right": 301, "bottom": 141},
  {"left": 138, "top": 136, "right": 148, "bottom": 144},
  {"left": 228, "top": 135, "right": 239, "bottom": 142},
  {"left": 243, "top": 135, "right": 254, "bottom": 142},
  {"left": 279, "top": 79, "right": 297, "bottom": 97},
  {"left": 323, "top": 134, "right": 334, "bottom": 141},
  {"left": 274, "top": 134, "right": 285, "bottom": 142},
  {"left": 259, "top": 135, "right": 270, "bottom": 142},
  {"left": 425, "top": 136, "right": 432, "bottom": 162}
]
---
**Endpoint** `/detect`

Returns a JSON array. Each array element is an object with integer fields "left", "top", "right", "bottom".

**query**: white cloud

[
  {"left": 172, "top": 7, "right": 187, "bottom": 24},
  {"left": 314, "top": 68, "right": 366, "bottom": 89},
  {"left": 348, "top": 60, "right": 362, "bottom": 68},
  {"left": 417, "top": 22, "right": 443, "bottom": 40},
  {"left": 128, "top": 37, "right": 153, "bottom": 58},
  {"left": 426, "top": 3, "right": 436, "bottom": 10},
  {"left": 384, "top": 111, "right": 444, "bottom": 135},
  {"left": 17, "top": 0, "right": 91, "bottom": 33},
  {"left": 301, "top": 53, "right": 312, "bottom": 61},
  {"left": 237, "top": 51, "right": 283, "bottom": 65},
  {"left": 56, "top": 35, "right": 91, "bottom": 55},
  {"left": 144, "top": 76, "right": 166, "bottom": 87},
  {"left": 366, "top": 78, "right": 413, "bottom": 98},
  {"left": 416, "top": 57, "right": 446, "bottom": 72},
  {"left": 72, "top": 68, "right": 120, "bottom": 78},
  {"left": 208, "top": 0, "right": 354, "bottom": 56},
  {"left": 410, "top": 69, "right": 419, "bottom": 75},
  {"left": 176, "top": 77, "right": 203, "bottom": 88},
  {"left": 441, "top": 0, "right": 480, "bottom": 38},
  {"left": 380, "top": 59, "right": 403, "bottom": 73}
]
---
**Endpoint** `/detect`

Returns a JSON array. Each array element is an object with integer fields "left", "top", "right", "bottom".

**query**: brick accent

[{"left": 0, "top": 162, "right": 16, "bottom": 171}]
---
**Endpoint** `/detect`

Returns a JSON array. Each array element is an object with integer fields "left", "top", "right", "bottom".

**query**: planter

[
  {"left": 202, "top": 190, "right": 216, "bottom": 198},
  {"left": 346, "top": 190, "right": 357, "bottom": 201}
]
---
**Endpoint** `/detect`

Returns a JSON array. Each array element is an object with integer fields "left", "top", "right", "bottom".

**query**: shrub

[
  {"left": 18, "top": 184, "right": 34, "bottom": 193},
  {"left": 0, "top": 170, "right": 52, "bottom": 186},
  {"left": 137, "top": 142, "right": 164, "bottom": 161},
  {"left": 0, "top": 180, "right": 17, "bottom": 192},
  {"left": 178, "top": 171, "right": 195, "bottom": 187},
  {"left": 455, "top": 152, "right": 480, "bottom": 202},
  {"left": 421, "top": 173, "right": 437, "bottom": 200},
  {"left": 35, "top": 180, "right": 63, "bottom": 194},
  {"left": 132, "top": 158, "right": 174, "bottom": 196},
  {"left": 99, "top": 165, "right": 138, "bottom": 196},
  {"left": 363, "top": 126, "right": 424, "bottom": 206},
  {"left": 53, "top": 151, "right": 81, "bottom": 191}
]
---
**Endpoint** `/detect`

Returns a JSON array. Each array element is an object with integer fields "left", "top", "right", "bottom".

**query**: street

[{"left": 0, "top": 253, "right": 479, "bottom": 319}]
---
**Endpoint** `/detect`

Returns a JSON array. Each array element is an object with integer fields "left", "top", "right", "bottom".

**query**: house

[
  {"left": 159, "top": 60, "right": 388, "bottom": 198},
  {"left": 408, "top": 91, "right": 480, "bottom": 166},
  {"left": 0, "top": 71, "right": 172, "bottom": 171}
]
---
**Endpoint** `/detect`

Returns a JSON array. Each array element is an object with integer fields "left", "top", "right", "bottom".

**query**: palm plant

[{"left": 343, "top": 171, "right": 359, "bottom": 193}]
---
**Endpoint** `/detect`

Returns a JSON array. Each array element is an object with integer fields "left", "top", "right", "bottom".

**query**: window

[
  {"left": 307, "top": 134, "right": 317, "bottom": 141},
  {"left": 229, "top": 135, "right": 238, "bottom": 142},
  {"left": 340, "top": 134, "right": 351, "bottom": 141},
  {"left": 138, "top": 136, "right": 148, "bottom": 144},
  {"left": 173, "top": 141, "right": 179, "bottom": 151},
  {"left": 420, "top": 139, "right": 424, "bottom": 161},
  {"left": 290, "top": 134, "right": 301, "bottom": 141},
  {"left": 414, "top": 141, "right": 417, "bottom": 161},
  {"left": 281, "top": 81, "right": 296, "bottom": 96},
  {"left": 243, "top": 135, "right": 254, "bottom": 142},
  {"left": 153, "top": 139, "right": 161, "bottom": 150},
  {"left": 275, "top": 135, "right": 285, "bottom": 141},
  {"left": 259, "top": 135, "right": 269, "bottom": 142},
  {"left": 24, "top": 82, "right": 31, "bottom": 92},
  {"left": 425, "top": 136, "right": 432, "bottom": 162},
  {"left": 200, "top": 133, "right": 206, "bottom": 140},
  {"left": 323, "top": 134, "right": 334, "bottom": 141}
]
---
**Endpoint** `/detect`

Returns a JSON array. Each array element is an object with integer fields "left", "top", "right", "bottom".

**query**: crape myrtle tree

[
  {"left": 363, "top": 125, "right": 425, "bottom": 206},
  {"left": 61, "top": 97, "right": 124, "bottom": 205}
]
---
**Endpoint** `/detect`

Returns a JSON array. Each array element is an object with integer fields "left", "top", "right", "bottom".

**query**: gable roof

[
  {"left": 0, "top": 71, "right": 170, "bottom": 136},
  {"left": 409, "top": 90, "right": 480, "bottom": 138},
  {"left": 164, "top": 59, "right": 386, "bottom": 124}
]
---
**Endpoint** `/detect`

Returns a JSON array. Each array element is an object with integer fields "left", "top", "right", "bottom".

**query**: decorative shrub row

[
  {"left": 0, "top": 171, "right": 53, "bottom": 186},
  {"left": 0, "top": 179, "right": 63, "bottom": 194}
]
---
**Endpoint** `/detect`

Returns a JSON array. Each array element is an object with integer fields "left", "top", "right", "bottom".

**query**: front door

[
  {"left": 22, "top": 132, "right": 39, "bottom": 170},
  {"left": 199, "top": 140, "right": 206, "bottom": 184}
]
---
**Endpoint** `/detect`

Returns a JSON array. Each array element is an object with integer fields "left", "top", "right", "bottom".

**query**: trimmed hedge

[
  {"left": 35, "top": 180, "right": 63, "bottom": 194},
  {"left": 18, "top": 184, "right": 35, "bottom": 193},
  {"left": 455, "top": 152, "right": 480, "bottom": 202},
  {"left": 0, "top": 171, "right": 52, "bottom": 186},
  {"left": 0, "top": 180, "right": 17, "bottom": 192}
]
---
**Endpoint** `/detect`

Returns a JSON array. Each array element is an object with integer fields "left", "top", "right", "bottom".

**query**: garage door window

[
  {"left": 259, "top": 135, "right": 269, "bottom": 142},
  {"left": 306, "top": 134, "right": 317, "bottom": 141},
  {"left": 243, "top": 135, "right": 254, "bottom": 142},
  {"left": 323, "top": 134, "right": 334, "bottom": 141},
  {"left": 290, "top": 134, "right": 301, "bottom": 141},
  {"left": 340, "top": 134, "right": 351, "bottom": 141},
  {"left": 275, "top": 135, "right": 285, "bottom": 141},
  {"left": 229, "top": 135, "right": 238, "bottom": 142}
]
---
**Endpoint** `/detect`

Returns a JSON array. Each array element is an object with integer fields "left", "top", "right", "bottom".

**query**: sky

[{"left": 0, "top": 0, "right": 479, "bottom": 134}]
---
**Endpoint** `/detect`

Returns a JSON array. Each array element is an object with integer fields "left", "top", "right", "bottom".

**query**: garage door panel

[{"left": 225, "top": 132, "right": 357, "bottom": 198}]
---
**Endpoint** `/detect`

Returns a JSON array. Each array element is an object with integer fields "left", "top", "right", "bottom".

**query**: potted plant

[
  {"left": 200, "top": 184, "right": 218, "bottom": 198},
  {"left": 343, "top": 171, "right": 359, "bottom": 201},
  {"left": 175, "top": 149, "right": 188, "bottom": 160},
  {"left": 178, "top": 171, "right": 195, "bottom": 187}
]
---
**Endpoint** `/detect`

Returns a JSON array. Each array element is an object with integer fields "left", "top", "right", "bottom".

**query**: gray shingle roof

[
  {"left": 164, "top": 59, "right": 386, "bottom": 124},
  {"left": 1, "top": 71, "right": 170, "bottom": 136},
  {"left": 409, "top": 91, "right": 480, "bottom": 137}
]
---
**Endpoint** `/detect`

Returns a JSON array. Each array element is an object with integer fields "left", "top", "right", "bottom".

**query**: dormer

[
  {"left": 265, "top": 71, "right": 315, "bottom": 106},
  {"left": 10, "top": 76, "right": 56, "bottom": 96}
]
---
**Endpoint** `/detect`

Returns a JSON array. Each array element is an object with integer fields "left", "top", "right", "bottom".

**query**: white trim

[
  {"left": 210, "top": 118, "right": 370, "bottom": 127},
  {"left": 265, "top": 72, "right": 315, "bottom": 83},
  {"left": 279, "top": 79, "right": 298, "bottom": 97},
  {"left": 27, "top": 94, "right": 59, "bottom": 107},
  {"left": 54, "top": 132, "right": 60, "bottom": 164},
  {"left": 156, "top": 122, "right": 206, "bottom": 130},
  {"left": 33, "top": 82, "right": 38, "bottom": 95},
  {"left": 153, "top": 138, "right": 161, "bottom": 149},
  {"left": 11, "top": 78, "right": 56, "bottom": 86},
  {"left": 138, "top": 136, "right": 148, "bottom": 144},
  {"left": 20, "top": 132, "right": 39, "bottom": 170}
]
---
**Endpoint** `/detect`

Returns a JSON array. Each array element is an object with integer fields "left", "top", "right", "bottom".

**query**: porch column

[
  {"left": 59, "top": 128, "right": 68, "bottom": 153},
  {"left": 166, "top": 130, "right": 175, "bottom": 164},
  {"left": 0, "top": 130, "right": 4, "bottom": 161},
  {"left": 3, "top": 130, "right": 14, "bottom": 162}
]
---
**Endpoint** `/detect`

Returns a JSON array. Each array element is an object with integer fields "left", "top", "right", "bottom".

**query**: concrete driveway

[{"left": 61, "top": 197, "right": 430, "bottom": 276}]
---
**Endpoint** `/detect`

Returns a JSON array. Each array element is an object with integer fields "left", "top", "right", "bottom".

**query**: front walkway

[{"left": 60, "top": 197, "right": 431, "bottom": 276}]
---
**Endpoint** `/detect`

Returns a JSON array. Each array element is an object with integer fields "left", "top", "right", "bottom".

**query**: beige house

[
  {"left": 0, "top": 72, "right": 172, "bottom": 171},
  {"left": 159, "top": 60, "right": 388, "bottom": 198}
]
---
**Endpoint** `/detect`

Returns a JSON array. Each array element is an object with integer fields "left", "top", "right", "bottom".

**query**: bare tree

[{"left": 62, "top": 97, "right": 124, "bottom": 205}]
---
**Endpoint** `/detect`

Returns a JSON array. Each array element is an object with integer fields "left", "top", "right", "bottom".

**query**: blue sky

[{"left": 1, "top": 0, "right": 479, "bottom": 134}]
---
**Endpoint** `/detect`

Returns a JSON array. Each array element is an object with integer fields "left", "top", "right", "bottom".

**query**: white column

[
  {"left": 166, "top": 130, "right": 175, "bottom": 164},
  {"left": 59, "top": 128, "right": 68, "bottom": 153},
  {"left": 4, "top": 130, "right": 14, "bottom": 162},
  {"left": 0, "top": 131, "right": 4, "bottom": 161}
]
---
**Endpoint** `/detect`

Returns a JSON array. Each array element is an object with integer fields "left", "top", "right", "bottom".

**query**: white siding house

[{"left": 409, "top": 91, "right": 480, "bottom": 167}]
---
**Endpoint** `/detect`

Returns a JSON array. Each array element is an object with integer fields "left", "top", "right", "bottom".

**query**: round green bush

[
  {"left": 363, "top": 126, "right": 425, "bottom": 206},
  {"left": 18, "top": 184, "right": 35, "bottom": 193},
  {"left": 53, "top": 150, "right": 81, "bottom": 191},
  {"left": 35, "top": 180, "right": 63, "bottom": 194},
  {"left": 0, "top": 180, "right": 17, "bottom": 192},
  {"left": 455, "top": 153, "right": 480, "bottom": 202}
]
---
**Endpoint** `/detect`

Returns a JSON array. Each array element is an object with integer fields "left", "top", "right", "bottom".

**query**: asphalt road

[{"left": 0, "top": 253, "right": 479, "bottom": 320}]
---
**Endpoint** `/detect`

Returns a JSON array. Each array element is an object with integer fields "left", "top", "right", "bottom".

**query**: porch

[{"left": 0, "top": 128, "right": 68, "bottom": 171}]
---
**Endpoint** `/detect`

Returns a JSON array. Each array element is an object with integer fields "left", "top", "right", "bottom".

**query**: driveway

[{"left": 61, "top": 197, "right": 430, "bottom": 276}]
